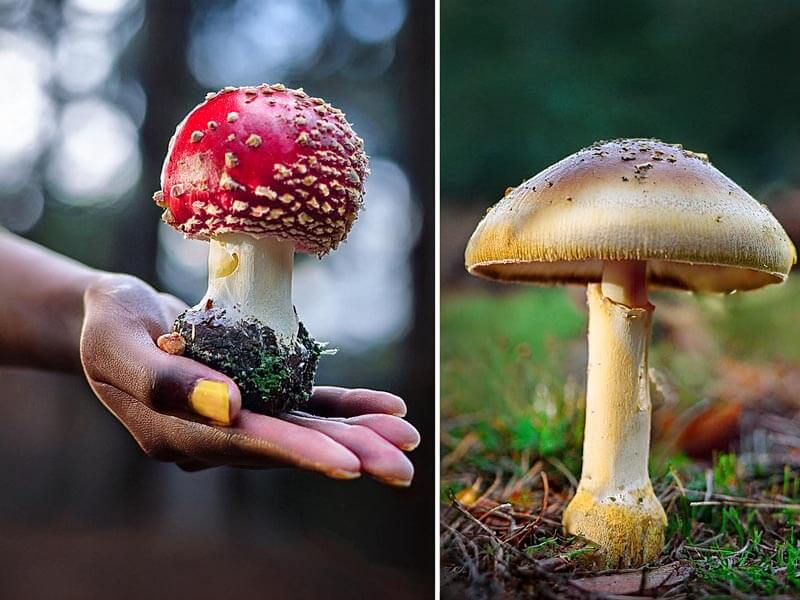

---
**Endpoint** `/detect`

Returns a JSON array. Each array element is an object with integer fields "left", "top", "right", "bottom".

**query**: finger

[
  {"left": 308, "top": 387, "right": 407, "bottom": 418},
  {"left": 293, "top": 412, "right": 420, "bottom": 451},
  {"left": 92, "top": 382, "right": 361, "bottom": 478},
  {"left": 283, "top": 414, "right": 414, "bottom": 487},
  {"left": 230, "top": 411, "right": 361, "bottom": 478},
  {"left": 91, "top": 333, "right": 241, "bottom": 426},
  {"left": 82, "top": 286, "right": 241, "bottom": 425},
  {"left": 345, "top": 414, "right": 420, "bottom": 451}
]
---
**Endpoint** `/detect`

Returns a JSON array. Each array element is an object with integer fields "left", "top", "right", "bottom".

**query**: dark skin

[{"left": 0, "top": 232, "right": 418, "bottom": 485}]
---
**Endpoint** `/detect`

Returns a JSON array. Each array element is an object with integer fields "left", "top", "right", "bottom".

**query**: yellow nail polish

[{"left": 189, "top": 380, "right": 230, "bottom": 425}]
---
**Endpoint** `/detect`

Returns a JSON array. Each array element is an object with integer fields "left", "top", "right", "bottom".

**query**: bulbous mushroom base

[
  {"left": 562, "top": 485, "right": 667, "bottom": 568},
  {"left": 173, "top": 307, "right": 322, "bottom": 415}
]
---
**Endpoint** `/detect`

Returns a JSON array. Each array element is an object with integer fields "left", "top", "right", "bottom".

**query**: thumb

[
  {"left": 154, "top": 333, "right": 245, "bottom": 425},
  {"left": 80, "top": 276, "right": 241, "bottom": 425},
  {"left": 150, "top": 349, "right": 243, "bottom": 425},
  {"left": 81, "top": 315, "right": 242, "bottom": 426}
]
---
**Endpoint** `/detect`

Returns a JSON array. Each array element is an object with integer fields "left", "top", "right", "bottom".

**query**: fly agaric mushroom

[
  {"left": 465, "top": 139, "right": 795, "bottom": 567},
  {"left": 154, "top": 84, "right": 367, "bottom": 415}
]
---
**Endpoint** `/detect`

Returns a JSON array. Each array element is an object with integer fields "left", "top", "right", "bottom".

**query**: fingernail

[
  {"left": 189, "top": 380, "right": 231, "bottom": 425},
  {"left": 375, "top": 476, "right": 412, "bottom": 488},
  {"left": 401, "top": 441, "right": 419, "bottom": 452},
  {"left": 328, "top": 469, "right": 361, "bottom": 480}
]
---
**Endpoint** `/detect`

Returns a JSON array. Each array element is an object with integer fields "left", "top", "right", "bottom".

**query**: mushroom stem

[
  {"left": 601, "top": 260, "right": 649, "bottom": 308},
  {"left": 562, "top": 270, "right": 666, "bottom": 567},
  {"left": 196, "top": 233, "right": 299, "bottom": 345}
]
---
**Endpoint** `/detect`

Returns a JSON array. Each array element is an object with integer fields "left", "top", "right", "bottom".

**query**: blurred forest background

[
  {"left": 0, "top": 0, "right": 433, "bottom": 598},
  {"left": 442, "top": 2, "right": 800, "bottom": 597}
]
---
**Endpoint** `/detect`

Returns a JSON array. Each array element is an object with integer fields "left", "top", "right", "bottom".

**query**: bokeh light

[
  {"left": 54, "top": 30, "right": 114, "bottom": 94},
  {"left": 108, "top": 77, "right": 148, "bottom": 128},
  {"left": 0, "top": 182, "right": 44, "bottom": 232},
  {"left": 46, "top": 98, "right": 141, "bottom": 206},
  {"left": 0, "top": 0, "right": 33, "bottom": 26},
  {"left": 341, "top": 0, "right": 407, "bottom": 44},
  {"left": 295, "top": 157, "right": 420, "bottom": 348},
  {"left": 63, "top": 0, "right": 140, "bottom": 30},
  {"left": 0, "top": 30, "right": 53, "bottom": 190},
  {"left": 188, "top": 0, "right": 333, "bottom": 87},
  {"left": 156, "top": 222, "right": 211, "bottom": 302}
]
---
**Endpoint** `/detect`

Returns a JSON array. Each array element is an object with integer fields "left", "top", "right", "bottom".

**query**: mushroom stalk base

[
  {"left": 562, "top": 284, "right": 667, "bottom": 568},
  {"left": 199, "top": 234, "right": 298, "bottom": 345}
]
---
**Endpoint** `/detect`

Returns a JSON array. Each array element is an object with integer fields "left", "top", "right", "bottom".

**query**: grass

[
  {"left": 441, "top": 281, "right": 800, "bottom": 599},
  {"left": 663, "top": 453, "right": 800, "bottom": 597},
  {"left": 442, "top": 288, "right": 586, "bottom": 478}
]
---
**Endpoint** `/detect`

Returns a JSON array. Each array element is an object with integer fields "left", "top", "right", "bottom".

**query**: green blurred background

[{"left": 443, "top": 1, "right": 800, "bottom": 202}]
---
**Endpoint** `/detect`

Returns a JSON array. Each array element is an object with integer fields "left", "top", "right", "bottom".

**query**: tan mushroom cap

[{"left": 465, "top": 139, "right": 796, "bottom": 293}]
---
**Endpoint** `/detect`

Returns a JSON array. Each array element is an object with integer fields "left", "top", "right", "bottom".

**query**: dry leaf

[
  {"left": 572, "top": 560, "right": 692, "bottom": 595},
  {"left": 677, "top": 401, "right": 742, "bottom": 459}
]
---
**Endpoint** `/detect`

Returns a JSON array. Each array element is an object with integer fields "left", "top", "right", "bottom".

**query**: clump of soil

[{"left": 174, "top": 307, "right": 322, "bottom": 415}]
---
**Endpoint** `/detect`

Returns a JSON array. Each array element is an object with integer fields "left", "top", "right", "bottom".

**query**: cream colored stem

[
  {"left": 601, "top": 260, "right": 649, "bottom": 308},
  {"left": 196, "top": 234, "right": 298, "bottom": 345},
  {"left": 562, "top": 263, "right": 666, "bottom": 567},
  {"left": 580, "top": 282, "right": 652, "bottom": 495}
]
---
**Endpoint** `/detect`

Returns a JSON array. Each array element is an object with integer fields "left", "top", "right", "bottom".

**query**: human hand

[{"left": 79, "top": 274, "right": 418, "bottom": 486}]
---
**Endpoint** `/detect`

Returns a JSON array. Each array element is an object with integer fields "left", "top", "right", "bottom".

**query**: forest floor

[{"left": 440, "top": 282, "right": 800, "bottom": 599}]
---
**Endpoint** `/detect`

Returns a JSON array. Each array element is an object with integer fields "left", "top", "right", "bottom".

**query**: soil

[{"left": 174, "top": 307, "right": 321, "bottom": 415}]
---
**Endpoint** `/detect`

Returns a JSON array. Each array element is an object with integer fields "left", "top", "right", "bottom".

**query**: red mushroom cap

[{"left": 154, "top": 84, "right": 368, "bottom": 254}]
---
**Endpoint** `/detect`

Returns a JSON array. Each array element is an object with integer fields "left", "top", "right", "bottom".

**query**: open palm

[{"left": 80, "top": 275, "right": 417, "bottom": 486}]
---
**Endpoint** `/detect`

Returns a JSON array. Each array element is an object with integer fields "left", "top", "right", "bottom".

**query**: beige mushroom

[{"left": 465, "top": 138, "right": 796, "bottom": 567}]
